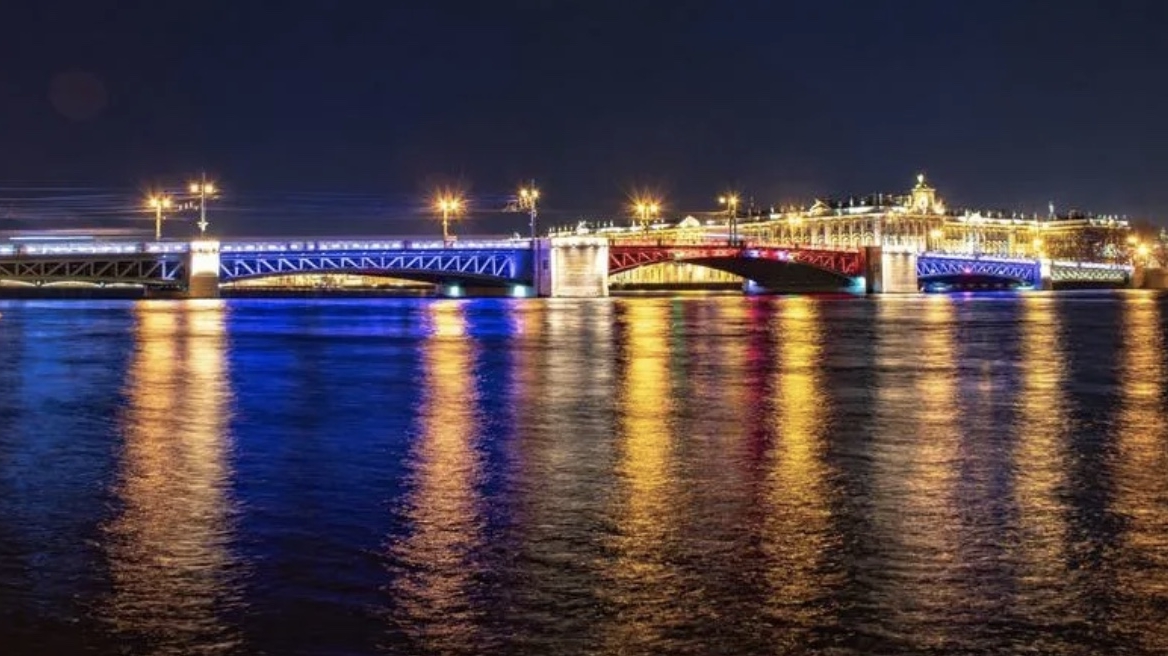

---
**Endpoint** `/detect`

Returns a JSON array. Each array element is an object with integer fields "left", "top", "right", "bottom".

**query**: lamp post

[
  {"left": 147, "top": 194, "right": 173, "bottom": 241},
  {"left": 632, "top": 201, "right": 659, "bottom": 230},
  {"left": 518, "top": 183, "right": 540, "bottom": 240},
  {"left": 189, "top": 174, "right": 217, "bottom": 236},
  {"left": 719, "top": 194, "right": 739, "bottom": 245},
  {"left": 436, "top": 196, "right": 463, "bottom": 243}
]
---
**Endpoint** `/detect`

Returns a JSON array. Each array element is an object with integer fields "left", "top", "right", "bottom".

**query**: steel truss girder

[
  {"left": 0, "top": 256, "right": 185, "bottom": 286},
  {"left": 917, "top": 256, "right": 1039, "bottom": 284},
  {"left": 219, "top": 249, "right": 525, "bottom": 282},
  {"left": 1051, "top": 264, "right": 1129, "bottom": 283},
  {"left": 607, "top": 245, "right": 862, "bottom": 276}
]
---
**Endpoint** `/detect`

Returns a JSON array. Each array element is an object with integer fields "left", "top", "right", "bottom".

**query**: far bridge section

[{"left": 0, "top": 241, "right": 189, "bottom": 290}]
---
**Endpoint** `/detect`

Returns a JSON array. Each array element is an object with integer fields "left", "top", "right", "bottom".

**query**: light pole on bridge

[
  {"left": 719, "top": 194, "right": 740, "bottom": 246},
  {"left": 146, "top": 194, "right": 173, "bottom": 241},
  {"left": 435, "top": 195, "right": 464, "bottom": 244},
  {"left": 517, "top": 183, "right": 540, "bottom": 240},
  {"left": 189, "top": 174, "right": 218, "bottom": 236},
  {"left": 633, "top": 201, "right": 659, "bottom": 229}
]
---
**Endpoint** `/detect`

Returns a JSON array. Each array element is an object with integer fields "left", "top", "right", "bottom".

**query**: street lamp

[
  {"left": 518, "top": 183, "right": 540, "bottom": 240},
  {"left": 189, "top": 174, "right": 217, "bottom": 236},
  {"left": 147, "top": 194, "right": 173, "bottom": 241},
  {"left": 435, "top": 195, "right": 464, "bottom": 243},
  {"left": 633, "top": 201, "right": 659, "bottom": 229},
  {"left": 719, "top": 194, "right": 739, "bottom": 245}
]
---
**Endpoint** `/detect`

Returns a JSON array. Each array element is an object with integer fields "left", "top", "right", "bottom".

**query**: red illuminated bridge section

[{"left": 607, "top": 243, "right": 865, "bottom": 278}]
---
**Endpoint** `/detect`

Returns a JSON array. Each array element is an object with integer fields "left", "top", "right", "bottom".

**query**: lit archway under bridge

[{"left": 608, "top": 244, "right": 864, "bottom": 291}]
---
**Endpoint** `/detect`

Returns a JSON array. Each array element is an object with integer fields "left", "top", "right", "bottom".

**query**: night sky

[{"left": 1, "top": 0, "right": 1166, "bottom": 235}]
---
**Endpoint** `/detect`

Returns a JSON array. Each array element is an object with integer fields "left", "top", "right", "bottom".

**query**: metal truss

[
  {"left": 219, "top": 249, "right": 528, "bottom": 282},
  {"left": 0, "top": 256, "right": 185, "bottom": 286},
  {"left": 917, "top": 255, "right": 1040, "bottom": 284},
  {"left": 607, "top": 244, "right": 862, "bottom": 276},
  {"left": 1051, "top": 263, "right": 1130, "bottom": 284}
]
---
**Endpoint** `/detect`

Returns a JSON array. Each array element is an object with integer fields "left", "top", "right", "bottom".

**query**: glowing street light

[
  {"left": 189, "top": 174, "right": 218, "bottom": 236},
  {"left": 518, "top": 183, "right": 540, "bottom": 240},
  {"left": 719, "top": 194, "right": 740, "bottom": 245},
  {"left": 435, "top": 195, "right": 464, "bottom": 243},
  {"left": 146, "top": 194, "right": 173, "bottom": 241},
  {"left": 632, "top": 200, "right": 660, "bottom": 228}
]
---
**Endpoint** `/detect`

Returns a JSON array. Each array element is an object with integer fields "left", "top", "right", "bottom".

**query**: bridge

[
  {"left": 0, "top": 175, "right": 1155, "bottom": 297},
  {"left": 0, "top": 234, "right": 1140, "bottom": 297}
]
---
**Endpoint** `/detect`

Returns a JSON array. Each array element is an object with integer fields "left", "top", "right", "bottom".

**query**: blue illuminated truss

[
  {"left": 917, "top": 254, "right": 1041, "bottom": 286},
  {"left": 219, "top": 248, "right": 532, "bottom": 284}
]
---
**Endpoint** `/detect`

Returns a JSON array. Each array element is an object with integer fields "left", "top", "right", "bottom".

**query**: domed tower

[{"left": 909, "top": 173, "right": 945, "bottom": 215}]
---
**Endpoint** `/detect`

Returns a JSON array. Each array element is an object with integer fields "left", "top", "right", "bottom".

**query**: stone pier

[
  {"left": 534, "top": 237, "right": 609, "bottom": 297},
  {"left": 863, "top": 246, "right": 918, "bottom": 293},
  {"left": 186, "top": 240, "right": 221, "bottom": 298}
]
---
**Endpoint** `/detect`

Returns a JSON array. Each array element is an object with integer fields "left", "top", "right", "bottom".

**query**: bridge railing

[
  {"left": 220, "top": 237, "right": 533, "bottom": 253},
  {"left": 608, "top": 238, "right": 862, "bottom": 253},
  {"left": 0, "top": 241, "right": 190, "bottom": 256}
]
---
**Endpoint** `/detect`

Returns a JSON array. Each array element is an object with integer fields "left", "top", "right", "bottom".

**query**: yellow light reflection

[
  {"left": 763, "top": 296, "right": 839, "bottom": 645},
  {"left": 389, "top": 301, "right": 483, "bottom": 652},
  {"left": 1113, "top": 295, "right": 1168, "bottom": 653},
  {"left": 1012, "top": 296, "right": 1070, "bottom": 604},
  {"left": 871, "top": 297, "right": 960, "bottom": 642},
  {"left": 605, "top": 300, "right": 678, "bottom": 652},
  {"left": 103, "top": 300, "right": 239, "bottom": 650}
]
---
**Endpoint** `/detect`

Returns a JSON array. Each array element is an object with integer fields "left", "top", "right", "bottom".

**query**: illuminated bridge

[{"left": 0, "top": 233, "right": 1144, "bottom": 299}]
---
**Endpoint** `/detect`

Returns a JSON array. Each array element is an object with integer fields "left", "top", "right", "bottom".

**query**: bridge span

[{"left": 0, "top": 235, "right": 1147, "bottom": 297}]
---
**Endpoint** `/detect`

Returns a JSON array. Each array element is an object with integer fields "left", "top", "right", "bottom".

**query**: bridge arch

[{"left": 607, "top": 245, "right": 862, "bottom": 290}]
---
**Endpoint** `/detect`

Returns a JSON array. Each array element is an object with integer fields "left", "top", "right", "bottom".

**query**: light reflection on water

[
  {"left": 102, "top": 300, "right": 241, "bottom": 654},
  {"left": 763, "top": 297, "right": 841, "bottom": 651},
  {"left": 869, "top": 296, "right": 963, "bottom": 650},
  {"left": 1112, "top": 297, "right": 1168, "bottom": 654},
  {"left": 0, "top": 293, "right": 1167, "bottom": 655},
  {"left": 386, "top": 301, "right": 484, "bottom": 654},
  {"left": 604, "top": 300, "right": 680, "bottom": 654}
]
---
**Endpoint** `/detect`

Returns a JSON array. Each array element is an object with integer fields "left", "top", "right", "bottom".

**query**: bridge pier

[
  {"left": 535, "top": 237, "right": 609, "bottom": 297},
  {"left": 863, "top": 246, "right": 918, "bottom": 293},
  {"left": 1039, "top": 258, "right": 1053, "bottom": 290},
  {"left": 1139, "top": 267, "right": 1168, "bottom": 289},
  {"left": 185, "top": 240, "right": 221, "bottom": 298}
]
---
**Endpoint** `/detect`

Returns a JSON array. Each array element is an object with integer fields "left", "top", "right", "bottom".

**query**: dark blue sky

[{"left": 1, "top": 0, "right": 1166, "bottom": 234}]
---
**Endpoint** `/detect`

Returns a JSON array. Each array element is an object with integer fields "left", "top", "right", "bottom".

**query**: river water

[{"left": 0, "top": 292, "right": 1166, "bottom": 655}]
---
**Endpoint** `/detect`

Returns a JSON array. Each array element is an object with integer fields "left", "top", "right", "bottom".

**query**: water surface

[{"left": 1, "top": 292, "right": 1166, "bottom": 655}]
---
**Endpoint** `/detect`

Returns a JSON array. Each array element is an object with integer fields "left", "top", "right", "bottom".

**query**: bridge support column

[
  {"left": 185, "top": 240, "right": 221, "bottom": 298},
  {"left": 1140, "top": 267, "right": 1168, "bottom": 289},
  {"left": 863, "top": 246, "right": 918, "bottom": 293},
  {"left": 535, "top": 237, "right": 609, "bottom": 297},
  {"left": 1039, "top": 258, "right": 1053, "bottom": 290}
]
